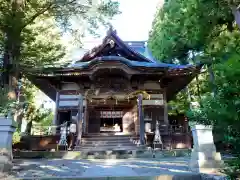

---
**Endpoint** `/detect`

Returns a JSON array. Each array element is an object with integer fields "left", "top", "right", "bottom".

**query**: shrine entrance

[
  {"left": 100, "top": 111, "right": 123, "bottom": 133},
  {"left": 86, "top": 99, "right": 137, "bottom": 135}
]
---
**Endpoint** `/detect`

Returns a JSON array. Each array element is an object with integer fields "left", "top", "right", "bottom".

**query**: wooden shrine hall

[{"left": 25, "top": 29, "right": 202, "bottom": 150}]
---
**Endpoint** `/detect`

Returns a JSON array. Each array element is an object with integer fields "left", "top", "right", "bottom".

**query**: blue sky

[
  {"left": 63, "top": 0, "right": 161, "bottom": 62},
  {"left": 111, "top": 0, "right": 160, "bottom": 41},
  {"left": 82, "top": 0, "right": 160, "bottom": 48}
]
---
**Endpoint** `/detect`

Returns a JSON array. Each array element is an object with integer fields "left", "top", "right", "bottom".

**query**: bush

[
  {"left": 12, "top": 131, "right": 21, "bottom": 145},
  {"left": 223, "top": 159, "right": 240, "bottom": 180},
  {"left": 0, "top": 86, "right": 16, "bottom": 116}
]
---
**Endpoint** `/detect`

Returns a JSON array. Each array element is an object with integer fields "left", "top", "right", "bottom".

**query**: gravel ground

[
  {"left": 5, "top": 157, "right": 229, "bottom": 179},
  {"left": 10, "top": 157, "right": 194, "bottom": 179}
]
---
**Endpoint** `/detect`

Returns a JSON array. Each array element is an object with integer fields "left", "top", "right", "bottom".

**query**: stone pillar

[
  {"left": 137, "top": 94, "right": 145, "bottom": 145},
  {"left": 0, "top": 117, "right": 16, "bottom": 172},
  {"left": 189, "top": 124, "right": 223, "bottom": 173}
]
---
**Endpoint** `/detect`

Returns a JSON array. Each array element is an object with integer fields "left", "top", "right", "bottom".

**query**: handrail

[{"left": 31, "top": 122, "right": 70, "bottom": 136}]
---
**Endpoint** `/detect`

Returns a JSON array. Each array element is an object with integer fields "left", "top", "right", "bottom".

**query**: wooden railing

[
  {"left": 31, "top": 122, "right": 72, "bottom": 136},
  {"left": 159, "top": 124, "right": 190, "bottom": 134},
  {"left": 31, "top": 124, "right": 189, "bottom": 136}
]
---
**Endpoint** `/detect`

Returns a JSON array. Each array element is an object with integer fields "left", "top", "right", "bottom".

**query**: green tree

[
  {"left": 148, "top": 1, "right": 240, "bottom": 177},
  {"left": 148, "top": 0, "right": 240, "bottom": 113},
  {"left": 23, "top": 102, "right": 51, "bottom": 134},
  {"left": 0, "top": 0, "right": 120, "bottom": 93},
  {"left": 0, "top": 18, "right": 66, "bottom": 129},
  {"left": 187, "top": 55, "right": 240, "bottom": 179},
  {"left": 188, "top": 55, "right": 240, "bottom": 150},
  {"left": 20, "top": 17, "right": 66, "bottom": 67},
  {"left": 148, "top": 0, "right": 238, "bottom": 63},
  {"left": 0, "top": 86, "right": 14, "bottom": 116}
]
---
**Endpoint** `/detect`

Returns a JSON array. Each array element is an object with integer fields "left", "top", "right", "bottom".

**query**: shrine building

[{"left": 25, "top": 29, "right": 201, "bottom": 150}]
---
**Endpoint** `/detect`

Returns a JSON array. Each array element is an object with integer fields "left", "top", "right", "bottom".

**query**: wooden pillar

[
  {"left": 76, "top": 94, "right": 83, "bottom": 145},
  {"left": 53, "top": 91, "right": 59, "bottom": 126},
  {"left": 163, "top": 89, "right": 168, "bottom": 124},
  {"left": 133, "top": 105, "right": 139, "bottom": 135},
  {"left": 185, "top": 134, "right": 192, "bottom": 149},
  {"left": 137, "top": 94, "right": 145, "bottom": 145},
  {"left": 83, "top": 99, "right": 88, "bottom": 134}
]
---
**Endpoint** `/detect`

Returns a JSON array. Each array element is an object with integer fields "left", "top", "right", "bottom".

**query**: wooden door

[{"left": 88, "top": 108, "right": 101, "bottom": 133}]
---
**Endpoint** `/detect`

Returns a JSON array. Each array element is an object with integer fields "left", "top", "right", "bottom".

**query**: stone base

[
  {"left": 0, "top": 118, "right": 16, "bottom": 173},
  {"left": 0, "top": 148, "right": 13, "bottom": 172},
  {"left": 189, "top": 150, "right": 223, "bottom": 173},
  {"left": 189, "top": 124, "right": 224, "bottom": 174}
]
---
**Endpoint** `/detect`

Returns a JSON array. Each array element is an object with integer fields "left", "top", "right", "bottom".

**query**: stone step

[
  {"left": 80, "top": 143, "right": 137, "bottom": 148},
  {"left": 81, "top": 138, "right": 133, "bottom": 142},
  {"left": 81, "top": 138, "right": 134, "bottom": 142},
  {"left": 82, "top": 135, "right": 138, "bottom": 139},
  {"left": 82, "top": 133, "right": 135, "bottom": 136},
  {"left": 79, "top": 140, "right": 137, "bottom": 147},
  {"left": 75, "top": 145, "right": 138, "bottom": 151},
  {"left": 81, "top": 140, "right": 136, "bottom": 146},
  {"left": 82, "top": 137, "right": 139, "bottom": 142},
  {"left": 78, "top": 134, "right": 139, "bottom": 151}
]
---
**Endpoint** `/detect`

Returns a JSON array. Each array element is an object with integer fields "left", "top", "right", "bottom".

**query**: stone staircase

[{"left": 74, "top": 133, "right": 139, "bottom": 151}]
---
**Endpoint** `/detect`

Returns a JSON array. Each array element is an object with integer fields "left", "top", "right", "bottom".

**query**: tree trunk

[
  {"left": 231, "top": 6, "right": 240, "bottom": 29},
  {"left": 185, "top": 86, "right": 191, "bottom": 102},
  {"left": 195, "top": 74, "right": 201, "bottom": 101},
  {"left": 1, "top": 28, "right": 23, "bottom": 109},
  {"left": 208, "top": 65, "right": 216, "bottom": 96},
  {"left": 2, "top": 0, "right": 24, "bottom": 94},
  {"left": 25, "top": 120, "right": 32, "bottom": 135},
  {"left": 16, "top": 111, "right": 24, "bottom": 130}
]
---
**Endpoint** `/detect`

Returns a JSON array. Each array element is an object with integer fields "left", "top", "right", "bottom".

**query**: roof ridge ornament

[{"left": 107, "top": 24, "right": 117, "bottom": 36}]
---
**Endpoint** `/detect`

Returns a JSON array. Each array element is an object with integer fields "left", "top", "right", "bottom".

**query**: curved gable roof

[
  {"left": 74, "top": 29, "right": 155, "bottom": 64},
  {"left": 124, "top": 41, "right": 158, "bottom": 63},
  {"left": 68, "top": 28, "right": 202, "bottom": 71}
]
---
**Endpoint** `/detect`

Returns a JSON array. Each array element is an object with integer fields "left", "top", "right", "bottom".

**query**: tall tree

[
  {"left": 148, "top": 1, "right": 240, "bottom": 176},
  {"left": 148, "top": 0, "right": 240, "bottom": 112},
  {"left": 0, "top": 0, "right": 119, "bottom": 96},
  {"left": 0, "top": 15, "right": 66, "bottom": 122},
  {"left": 187, "top": 55, "right": 240, "bottom": 158},
  {"left": 149, "top": 0, "right": 237, "bottom": 62}
]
